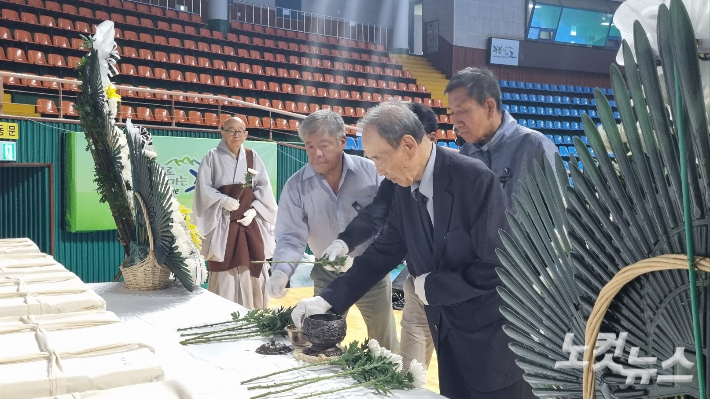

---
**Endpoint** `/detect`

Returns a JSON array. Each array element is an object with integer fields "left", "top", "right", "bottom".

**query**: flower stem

[
  {"left": 180, "top": 332, "right": 265, "bottom": 345},
  {"left": 177, "top": 320, "right": 234, "bottom": 331},
  {"left": 247, "top": 370, "right": 357, "bottom": 390},
  {"left": 180, "top": 324, "right": 258, "bottom": 337},
  {"left": 249, "top": 379, "right": 324, "bottom": 399},
  {"left": 241, "top": 361, "right": 333, "bottom": 384}
]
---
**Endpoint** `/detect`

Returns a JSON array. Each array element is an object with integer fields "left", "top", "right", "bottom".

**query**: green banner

[{"left": 65, "top": 132, "right": 278, "bottom": 232}]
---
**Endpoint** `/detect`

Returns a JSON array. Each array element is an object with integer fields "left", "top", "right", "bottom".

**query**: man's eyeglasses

[{"left": 222, "top": 128, "right": 247, "bottom": 136}]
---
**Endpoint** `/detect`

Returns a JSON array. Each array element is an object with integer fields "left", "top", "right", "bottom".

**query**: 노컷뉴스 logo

[{"left": 555, "top": 332, "right": 695, "bottom": 385}]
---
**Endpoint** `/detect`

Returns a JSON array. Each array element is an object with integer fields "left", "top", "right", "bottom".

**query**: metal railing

[
  {"left": 229, "top": 1, "right": 391, "bottom": 47},
  {"left": 0, "top": 72, "right": 359, "bottom": 138},
  {"left": 124, "top": 0, "right": 201, "bottom": 16}
]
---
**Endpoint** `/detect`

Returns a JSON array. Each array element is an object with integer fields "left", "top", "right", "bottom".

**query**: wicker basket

[{"left": 119, "top": 192, "right": 171, "bottom": 291}]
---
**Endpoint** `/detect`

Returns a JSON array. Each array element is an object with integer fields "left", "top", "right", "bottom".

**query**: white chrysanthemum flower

[
  {"left": 388, "top": 353, "right": 404, "bottom": 371},
  {"left": 107, "top": 97, "right": 118, "bottom": 118},
  {"left": 407, "top": 359, "right": 427, "bottom": 388},
  {"left": 368, "top": 339, "right": 383, "bottom": 357},
  {"left": 169, "top": 198, "right": 181, "bottom": 214},
  {"left": 247, "top": 168, "right": 258, "bottom": 175}
]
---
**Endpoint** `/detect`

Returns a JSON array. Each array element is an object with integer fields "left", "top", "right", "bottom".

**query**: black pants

[{"left": 438, "top": 336, "right": 537, "bottom": 399}]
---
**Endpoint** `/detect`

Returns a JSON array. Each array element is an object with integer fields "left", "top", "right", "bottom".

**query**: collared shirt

[
  {"left": 410, "top": 142, "right": 437, "bottom": 226},
  {"left": 272, "top": 153, "right": 380, "bottom": 277},
  {"left": 459, "top": 110, "right": 558, "bottom": 210}
]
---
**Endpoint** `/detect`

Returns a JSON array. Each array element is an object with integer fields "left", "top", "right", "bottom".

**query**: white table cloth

[
  {"left": 89, "top": 282, "right": 445, "bottom": 399},
  {"left": 0, "top": 238, "right": 41, "bottom": 254}
]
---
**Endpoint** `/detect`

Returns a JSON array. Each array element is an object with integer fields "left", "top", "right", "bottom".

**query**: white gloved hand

[
  {"left": 222, "top": 197, "right": 240, "bottom": 212},
  {"left": 266, "top": 270, "right": 289, "bottom": 299},
  {"left": 237, "top": 208, "right": 257, "bottom": 226},
  {"left": 292, "top": 296, "right": 332, "bottom": 329},
  {"left": 413, "top": 273, "right": 430, "bottom": 305},
  {"left": 323, "top": 256, "right": 354, "bottom": 274},
  {"left": 321, "top": 239, "right": 350, "bottom": 261}
]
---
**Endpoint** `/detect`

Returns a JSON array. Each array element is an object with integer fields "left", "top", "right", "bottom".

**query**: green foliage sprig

[{"left": 178, "top": 307, "right": 294, "bottom": 345}]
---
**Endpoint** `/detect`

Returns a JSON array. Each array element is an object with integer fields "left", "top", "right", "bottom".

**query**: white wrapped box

[
  {"left": 0, "top": 311, "right": 164, "bottom": 399},
  {"left": 37, "top": 380, "right": 196, "bottom": 399},
  {"left": 0, "top": 238, "right": 41, "bottom": 254},
  {"left": 0, "top": 253, "right": 67, "bottom": 275},
  {"left": 0, "top": 270, "right": 106, "bottom": 317}
]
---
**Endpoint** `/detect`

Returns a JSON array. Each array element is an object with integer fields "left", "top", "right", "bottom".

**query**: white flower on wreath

[
  {"left": 92, "top": 20, "right": 120, "bottom": 91},
  {"left": 247, "top": 168, "right": 258, "bottom": 176},
  {"left": 407, "top": 359, "right": 427, "bottom": 389},
  {"left": 613, "top": 0, "right": 710, "bottom": 119}
]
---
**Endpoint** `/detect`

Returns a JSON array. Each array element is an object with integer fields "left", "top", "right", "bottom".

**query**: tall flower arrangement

[{"left": 76, "top": 21, "right": 206, "bottom": 290}]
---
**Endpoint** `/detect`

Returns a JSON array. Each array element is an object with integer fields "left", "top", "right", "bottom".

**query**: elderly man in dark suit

[{"left": 292, "top": 101, "right": 534, "bottom": 399}]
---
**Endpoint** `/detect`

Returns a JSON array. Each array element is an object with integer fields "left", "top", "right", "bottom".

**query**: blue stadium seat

[
  {"left": 554, "top": 135, "right": 563, "bottom": 144},
  {"left": 559, "top": 146, "right": 569, "bottom": 157},
  {"left": 566, "top": 85, "right": 574, "bottom": 92},
  {"left": 562, "top": 135, "right": 573, "bottom": 145},
  {"left": 537, "top": 119, "right": 545, "bottom": 128},
  {"left": 527, "top": 119, "right": 536, "bottom": 128},
  {"left": 589, "top": 110, "right": 597, "bottom": 118},
  {"left": 550, "top": 84, "right": 558, "bottom": 91},
  {"left": 346, "top": 137, "right": 356, "bottom": 150},
  {"left": 563, "top": 96, "right": 571, "bottom": 104},
  {"left": 507, "top": 80, "right": 516, "bottom": 88},
  {"left": 520, "top": 94, "right": 529, "bottom": 102},
  {"left": 554, "top": 96, "right": 562, "bottom": 104},
  {"left": 542, "top": 84, "right": 551, "bottom": 91},
  {"left": 528, "top": 107, "right": 537, "bottom": 115},
  {"left": 510, "top": 105, "right": 519, "bottom": 113},
  {"left": 588, "top": 147, "right": 596, "bottom": 158},
  {"left": 502, "top": 104, "right": 510, "bottom": 112},
  {"left": 525, "top": 82, "right": 534, "bottom": 90},
  {"left": 562, "top": 109, "right": 571, "bottom": 116},
  {"left": 545, "top": 107, "right": 554, "bottom": 115},
  {"left": 562, "top": 121, "right": 571, "bottom": 130},
  {"left": 356, "top": 137, "right": 363, "bottom": 150},
  {"left": 517, "top": 81, "right": 525, "bottom": 89},
  {"left": 546, "top": 95, "right": 554, "bottom": 103},
  {"left": 554, "top": 121, "right": 562, "bottom": 130},
  {"left": 606, "top": 88, "right": 614, "bottom": 96},
  {"left": 596, "top": 123, "right": 603, "bottom": 129},
  {"left": 580, "top": 98, "right": 589, "bottom": 106},
  {"left": 545, "top": 134, "right": 554, "bottom": 141},
  {"left": 583, "top": 87, "right": 592, "bottom": 94},
  {"left": 609, "top": 100, "right": 616, "bottom": 107},
  {"left": 580, "top": 135, "right": 590, "bottom": 145},
  {"left": 573, "top": 97, "right": 581, "bottom": 105},
  {"left": 571, "top": 109, "right": 580, "bottom": 117},
  {"left": 520, "top": 119, "right": 528, "bottom": 127},
  {"left": 575, "top": 86, "right": 583, "bottom": 93},
  {"left": 554, "top": 108, "right": 562, "bottom": 116},
  {"left": 558, "top": 85, "right": 566, "bottom": 92},
  {"left": 569, "top": 177, "right": 574, "bottom": 187},
  {"left": 512, "top": 93, "right": 521, "bottom": 101},
  {"left": 591, "top": 99, "right": 596, "bottom": 106},
  {"left": 519, "top": 105, "right": 528, "bottom": 114},
  {"left": 534, "top": 83, "right": 542, "bottom": 90},
  {"left": 537, "top": 107, "right": 545, "bottom": 114},
  {"left": 448, "top": 142, "right": 458, "bottom": 149},
  {"left": 545, "top": 121, "right": 554, "bottom": 129},
  {"left": 568, "top": 146, "right": 578, "bottom": 157},
  {"left": 503, "top": 92, "right": 512, "bottom": 100},
  {"left": 578, "top": 161, "right": 584, "bottom": 172},
  {"left": 438, "top": 142, "right": 447, "bottom": 147},
  {"left": 613, "top": 111, "right": 621, "bottom": 119},
  {"left": 500, "top": 80, "right": 508, "bottom": 88},
  {"left": 571, "top": 122, "right": 580, "bottom": 130},
  {"left": 563, "top": 161, "right": 569, "bottom": 171},
  {"left": 537, "top": 94, "right": 545, "bottom": 102}
]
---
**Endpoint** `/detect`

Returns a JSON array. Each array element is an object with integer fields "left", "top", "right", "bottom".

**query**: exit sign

[{"left": 1, "top": 141, "right": 16, "bottom": 161}]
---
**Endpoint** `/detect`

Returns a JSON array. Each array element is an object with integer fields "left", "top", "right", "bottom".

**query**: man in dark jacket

[{"left": 293, "top": 101, "right": 535, "bottom": 399}]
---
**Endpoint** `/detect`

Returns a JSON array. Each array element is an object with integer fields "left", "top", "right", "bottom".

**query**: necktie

[{"left": 414, "top": 188, "right": 433, "bottom": 239}]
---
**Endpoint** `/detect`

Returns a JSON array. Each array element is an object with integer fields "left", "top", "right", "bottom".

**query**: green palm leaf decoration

[
  {"left": 126, "top": 132, "right": 205, "bottom": 291},
  {"left": 496, "top": 1, "right": 709, "bottom": 398}
]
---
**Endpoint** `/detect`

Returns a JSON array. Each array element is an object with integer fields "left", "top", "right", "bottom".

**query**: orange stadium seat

[
  {"left": 37, "top": 99, "right": 59, "bottom": 115},
  {"left": 153, "top": 108, "right": 171, "bottom": 123},
  {"left": 173, "top": 110, "right": 188, "bottom": 124},
  {"left": 62, "top": 101, "right": 79, "bottom": 117},
  {"left": 47, "top": 54, "right": 66, "bottom": 67}
]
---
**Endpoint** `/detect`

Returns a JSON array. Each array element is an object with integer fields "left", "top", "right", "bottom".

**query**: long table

[{"left": 88, "top": 282, "right": 444, "bottom": 399}]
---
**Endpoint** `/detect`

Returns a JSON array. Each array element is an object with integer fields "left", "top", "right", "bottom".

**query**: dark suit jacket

[{"left": 320, "top": 145, "right": 522, "bottom": 392}]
